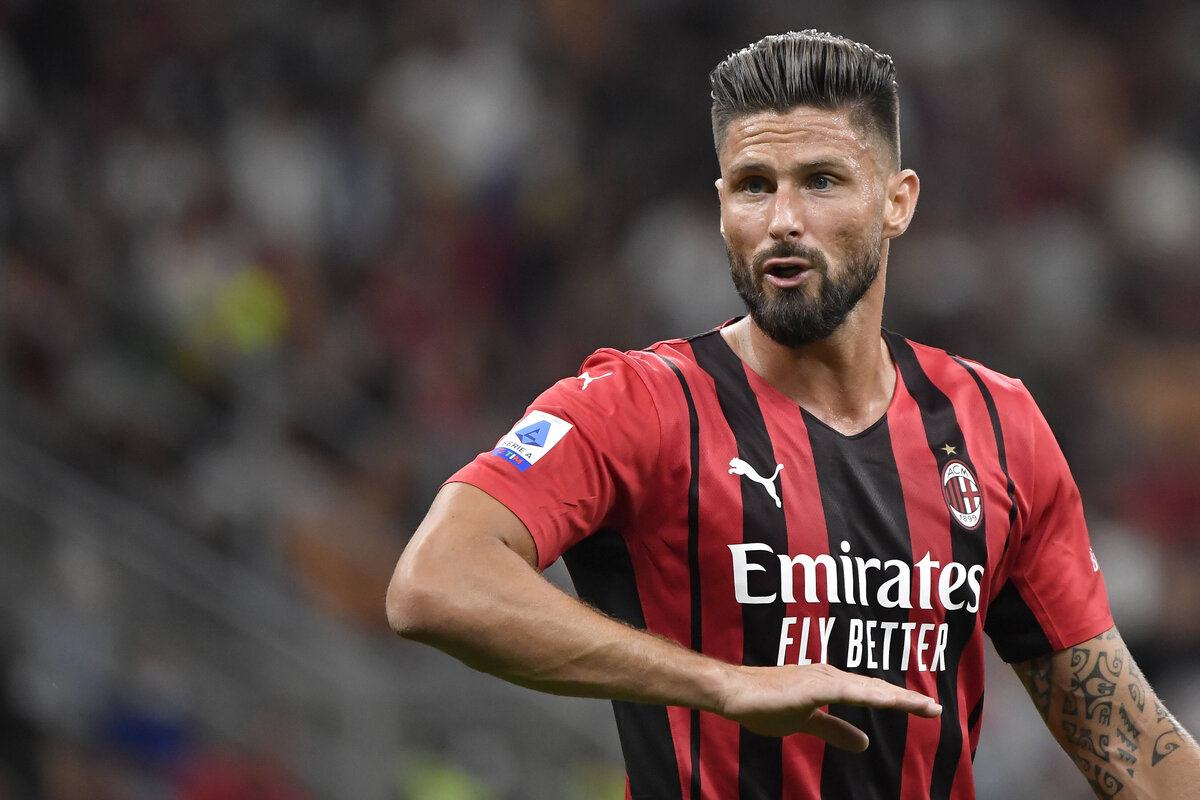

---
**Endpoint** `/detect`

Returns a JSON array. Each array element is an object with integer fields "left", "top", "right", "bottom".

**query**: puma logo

[
  {"left": 728, "top": 458, "right": 784, "bottom": 508},
  {"left": 578, "top": 371, "right": 613, "bottom": 390}
]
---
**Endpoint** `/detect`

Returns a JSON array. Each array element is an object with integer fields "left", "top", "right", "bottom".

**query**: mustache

[{"left": 751, "top": 241, "right": 829, "bottom": 273}]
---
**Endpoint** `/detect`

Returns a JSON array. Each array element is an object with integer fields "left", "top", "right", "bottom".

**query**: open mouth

[
  {"left": 764, "top": 261, "right": 814, "bottom": 288},
  {"left": 768, "top": 265, "right": 806, "bottom": 279}
]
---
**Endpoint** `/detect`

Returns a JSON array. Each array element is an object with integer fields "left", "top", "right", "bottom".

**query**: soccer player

[{"left": 387, "top": 30, "right": 1200, "bottom": 798}]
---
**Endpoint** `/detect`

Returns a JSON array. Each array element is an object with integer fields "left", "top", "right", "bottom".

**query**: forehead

[{"left": 718, "top": 106, "right": 883, "bottom": 173}]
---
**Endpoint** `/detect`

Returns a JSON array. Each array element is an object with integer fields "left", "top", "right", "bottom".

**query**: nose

[{"left": 768, "top": 185, "right": 804, "bottom": 241}]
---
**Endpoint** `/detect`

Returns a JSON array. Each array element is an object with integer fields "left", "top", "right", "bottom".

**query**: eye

[
  {"left": 810, "top": 174, "right": 833, "bottom": 190},
  {"left": 740, "top": 176, "right": 770, "bottom": 194}
]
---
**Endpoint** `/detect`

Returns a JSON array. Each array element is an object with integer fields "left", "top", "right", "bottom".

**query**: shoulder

[
  {"left": 524, "top": 336, "right": 698, "bottom": 430},
  {"left": 576, "top": 333, "right": 708, "bottom": 395},
  {"left": 896, "top": 334, "right": 1037, "bottom": 413},
  {"left": 895, "top": 335, "right": 1069, "bottom": 486}
]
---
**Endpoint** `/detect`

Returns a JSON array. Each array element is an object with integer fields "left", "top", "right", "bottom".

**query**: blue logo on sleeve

[
  {"left": 515, "top": 420, "right": 551, "bottom": 448},
  {"left": 489, "top": 411, "right": 574, "bottom": 472}
]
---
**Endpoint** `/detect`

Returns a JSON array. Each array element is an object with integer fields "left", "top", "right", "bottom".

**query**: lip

[{"left": 762, "top": 258, "right": 814, "bottom": 289}]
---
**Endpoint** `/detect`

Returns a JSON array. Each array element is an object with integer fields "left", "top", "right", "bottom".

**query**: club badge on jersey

[
  {"left": 490, "top": 410, "right": 574, "bottom": 472},
  {"left": 941, "top": 460, "right": 983, "bottom": 529}
]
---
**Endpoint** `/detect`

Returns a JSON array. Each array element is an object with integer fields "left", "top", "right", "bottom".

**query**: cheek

[
  {"left": 832, "top": 222, "right": 862, "bottom": 252},
  {"left": 822, "top": 204, "right": 882, "bottom": 252}
]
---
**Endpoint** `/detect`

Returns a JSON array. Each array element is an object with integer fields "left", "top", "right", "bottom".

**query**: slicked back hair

[{"left": 710, "top": 30, "right": 901, "bottom": 168}]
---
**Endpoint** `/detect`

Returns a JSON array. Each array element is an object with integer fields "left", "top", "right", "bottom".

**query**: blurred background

[{"left": 1, "top": 0, "right": 1199, "bottom": 797}]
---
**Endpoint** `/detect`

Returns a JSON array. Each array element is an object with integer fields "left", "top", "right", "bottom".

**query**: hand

[{"left": 717, "top": 663, "right": 942, "bottom": 750}]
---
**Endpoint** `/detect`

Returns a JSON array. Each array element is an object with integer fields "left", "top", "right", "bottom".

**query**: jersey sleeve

[
  {"left": 445, "top": 349, "right": 661, "bottom": 571},
  {"left": 985, "top": 388, "right": 1114, "bottom": 662}
]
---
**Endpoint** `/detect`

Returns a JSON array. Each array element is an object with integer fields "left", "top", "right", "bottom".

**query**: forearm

[
  {"left": 388, "top": 525, "right": 728, "bottom": 711},
  {"left": 1013, "top": 627, "right": 1200, "bottom": 799}
]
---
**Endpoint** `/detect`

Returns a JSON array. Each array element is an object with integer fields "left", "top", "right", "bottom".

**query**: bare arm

[
  {"left": 387, "top": 482, "right": 941, "bottom": 750},
  {"left": 1012, "top": 626, "right": 1200, "bottom": 798}
]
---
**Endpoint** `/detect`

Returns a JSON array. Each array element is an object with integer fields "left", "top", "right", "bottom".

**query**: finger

[
  {"left": 879, "top": 688, "right": 942, "bottom": 718},
  {"left": 813, "top": 672, "right": 942, "bottom": 718},
  {"left": 805, "top": 709, "right": 870, "bottom": 752}
]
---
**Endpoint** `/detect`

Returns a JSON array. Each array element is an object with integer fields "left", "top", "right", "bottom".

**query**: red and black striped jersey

[{"left": 449, "top": 325, "right": 1113, "bottom": 800}]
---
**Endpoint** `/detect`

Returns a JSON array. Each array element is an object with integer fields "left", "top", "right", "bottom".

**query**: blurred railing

[{"left": 0, "top": 417, "right": 401, "bottom": 797}]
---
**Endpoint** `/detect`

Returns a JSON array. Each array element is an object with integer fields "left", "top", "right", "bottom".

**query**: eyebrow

[{"left": 726, "top": 158, "right": 850, "bottom": 176}]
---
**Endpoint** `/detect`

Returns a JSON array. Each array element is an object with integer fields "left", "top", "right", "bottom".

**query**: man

[{"left": 387, "top": 30, "right": 1200, "bottom": 798}]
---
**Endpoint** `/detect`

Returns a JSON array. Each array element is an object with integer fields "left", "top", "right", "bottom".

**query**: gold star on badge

[{"left": 941, "top": 444, "right": 957, "bottom": 456}]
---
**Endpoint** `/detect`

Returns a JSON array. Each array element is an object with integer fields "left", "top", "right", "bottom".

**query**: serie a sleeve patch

[{"left": 489, "top": 410, "right": 574, "bottom": 471}]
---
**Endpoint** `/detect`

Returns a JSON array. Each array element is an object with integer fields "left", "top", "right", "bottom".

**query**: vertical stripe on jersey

[
  {"left": 654, "top": 351, "right": 705, "bottom": 800},
  {"left": 691, "top": 333, "right": 785, "bottom": 800},
  {"left": 806, "top": 412, "right": 910, "bottom": 800},
  {"left": 886, "top": 332, "right": 990, "bottom": 800},
  {"left": 562, "top": 529, "right": 682, "bottom": 798},
  {"left": 953, "top": 355, "right": 1021, "bottom": 747}
]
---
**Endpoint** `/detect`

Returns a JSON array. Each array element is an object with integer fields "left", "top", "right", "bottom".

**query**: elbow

[
  {"left": 385, "top": 552, "right": 444, "bottom": 641},
  {"left": 384, "top": 573, "right": 413, "bottom": 637}
]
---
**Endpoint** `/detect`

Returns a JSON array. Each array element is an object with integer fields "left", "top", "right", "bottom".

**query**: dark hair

[{"left": 710, "top": 30, "right": 901, "bottom": 167}]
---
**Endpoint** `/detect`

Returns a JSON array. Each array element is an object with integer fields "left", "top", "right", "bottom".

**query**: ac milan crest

[{"left": 941, "top": 460, "right": 983, "bottom": 530}]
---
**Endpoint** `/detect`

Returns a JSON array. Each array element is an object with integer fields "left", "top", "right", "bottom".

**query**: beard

[{"left": 729, "top": 236, "right": 882, "bottom": 348}]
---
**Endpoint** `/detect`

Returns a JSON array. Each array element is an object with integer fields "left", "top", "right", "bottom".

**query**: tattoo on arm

[
  {"left": 1127, "top": 652, "right": 1187, "bottom": 767},
  {"left": 1014, "top": 628, "right": 1186, "bottom": 799}
]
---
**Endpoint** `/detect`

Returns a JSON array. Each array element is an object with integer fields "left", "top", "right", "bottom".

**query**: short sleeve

[
  {"left": 446, "top": 349, "right": 661, "bottom": 571},
  {"left": 985, "top": 394, "right": 1113, "bottom": 662}
]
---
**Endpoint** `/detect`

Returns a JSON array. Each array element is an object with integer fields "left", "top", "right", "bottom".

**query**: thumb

[{"left": 805, "top": 709, "right": 870, "bottom": 752}]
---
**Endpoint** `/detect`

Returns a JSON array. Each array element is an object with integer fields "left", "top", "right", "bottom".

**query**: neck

[{"left": 721, "top": 279, "right": 895, "bottom": 436}]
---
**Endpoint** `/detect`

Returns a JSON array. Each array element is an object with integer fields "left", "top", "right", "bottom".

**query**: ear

[
  {"left": 715, "top": 177, "right": 727, "bottom": 238},
  {"left": 882, "top": 169, "right": 920, "bottom": 239}
]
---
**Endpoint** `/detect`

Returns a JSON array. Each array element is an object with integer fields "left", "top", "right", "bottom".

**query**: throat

[{"left": 722, "top": 318, "right": 897, "bottom": 436}]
